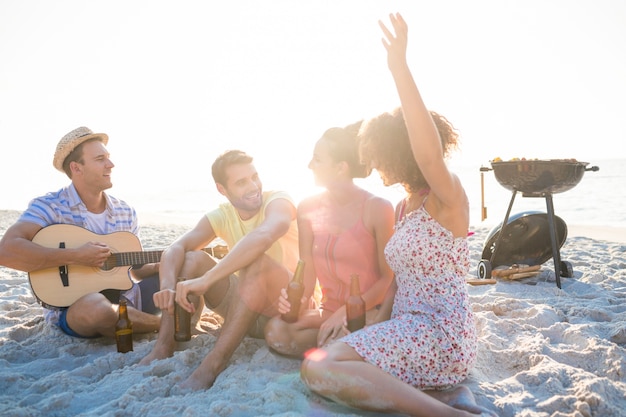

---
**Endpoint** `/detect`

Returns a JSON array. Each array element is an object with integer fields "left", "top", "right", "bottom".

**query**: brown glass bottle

[
  {"left": 115, "top": 299, "right": 133, "bottom": 353},
  {"left": 174, "top": 278, "right": 192, "bottom": 342},
  {"left": 346, "top": 273, "right": 366, "bottom": 332},
  {"left": 281, "top": 259, "right": 305, "bottom": 323}
]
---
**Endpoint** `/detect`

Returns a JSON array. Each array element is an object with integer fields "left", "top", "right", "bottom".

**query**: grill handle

[{"left": 479, "top": 166, "right": 491, "bottom": 221}]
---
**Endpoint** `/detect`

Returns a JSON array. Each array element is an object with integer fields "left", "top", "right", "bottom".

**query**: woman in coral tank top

[{"left": 264, "top": 121, "right": 395, "bottom": 358}]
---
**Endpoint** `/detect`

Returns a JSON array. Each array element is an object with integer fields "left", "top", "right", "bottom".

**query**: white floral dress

[{"left": 341, "top": 203, "right": 477, "bottom": 389}]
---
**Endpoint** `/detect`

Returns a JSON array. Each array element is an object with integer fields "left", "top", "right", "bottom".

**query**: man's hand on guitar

[{"left": 79, "top": 241, "right": 112, "bottom": 267}]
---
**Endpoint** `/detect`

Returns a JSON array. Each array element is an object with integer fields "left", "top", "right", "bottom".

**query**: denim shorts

[
  {"left": 58, "top": 308, "right": 99, "bottom": 339},
  {"left": 56, "top": 275, "right": 160, "bottom": 338}
]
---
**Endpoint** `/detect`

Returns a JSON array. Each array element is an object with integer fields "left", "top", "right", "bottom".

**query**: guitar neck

[
  {"left": 109, "top": 250, "right": 163, "bottom": 268},
  {"left": 106, "top": 246, "right": 228, "bottom": 269},
  {"left": 28, "top": 223, "right": 231, "bottom": 309}
]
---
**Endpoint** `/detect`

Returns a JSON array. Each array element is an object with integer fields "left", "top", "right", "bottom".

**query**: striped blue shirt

[{"left": 19, "top": 184, "right": 139, "bottom": 235}]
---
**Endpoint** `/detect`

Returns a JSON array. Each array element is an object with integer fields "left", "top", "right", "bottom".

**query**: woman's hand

[
  {"left": 317, "top": 310, "right": 349, "bottom": 347},
  {"left": 379, "top": 12, "right": 408, "bottom": 73},
  {"left": 278, "top": 287, "right": 309, "bottom": 318},
  {"left": 277, "top": 287, "right": 290, "bottom": 315},
  {"left": 175, "top": 276, "right": 208, "bottom": 314}
]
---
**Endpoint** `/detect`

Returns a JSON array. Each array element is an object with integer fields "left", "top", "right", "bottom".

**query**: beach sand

[{"left": 1, "top": 209, "right": 625, "bottom": 417}]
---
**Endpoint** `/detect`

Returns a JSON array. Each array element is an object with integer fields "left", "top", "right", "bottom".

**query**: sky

[{"left": 1, "top": 0, "right": 625, "bottom": 220}]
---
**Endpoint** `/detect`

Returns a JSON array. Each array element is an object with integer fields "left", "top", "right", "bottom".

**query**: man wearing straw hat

[{"left": 0, "top": 126, "right": 161, "bottom": 339}]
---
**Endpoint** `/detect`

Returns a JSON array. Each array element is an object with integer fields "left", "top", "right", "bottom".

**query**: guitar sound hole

[{"left": 102, "top": 253, "right": 117, "bottom": 271}]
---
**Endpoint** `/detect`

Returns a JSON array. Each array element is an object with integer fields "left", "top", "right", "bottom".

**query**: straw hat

[{"left": 53, "top": 127, "right": 109, "bottom": 172}]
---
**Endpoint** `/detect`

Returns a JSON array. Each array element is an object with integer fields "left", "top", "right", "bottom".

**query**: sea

[
  {"left": 2, "top": 158, "right": 625, "bottom": 232},
  {"left": 133, "top": 158, "right": 626, "bottom": 231},
  {"left": 452, "top": 157, "right": 626, "bottom": 230}
]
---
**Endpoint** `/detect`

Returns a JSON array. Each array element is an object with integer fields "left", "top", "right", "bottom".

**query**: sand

[{"left": 1, "top": 209, "right": 625, "bottom": 417}]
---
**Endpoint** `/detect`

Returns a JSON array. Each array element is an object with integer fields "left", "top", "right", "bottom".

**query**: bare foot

[
  {"left": 179, "top": 368, "right": 218, "bottom": 391},
  {"left": 138, "top": 343, "right": 175, "bottom": 366},
  {"left": 432, "top": 385, "right": 498, "bottom": 417}
]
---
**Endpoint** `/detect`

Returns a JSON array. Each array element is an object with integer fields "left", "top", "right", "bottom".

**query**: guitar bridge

[{"left": 59, "top": 242, "right": 69, "bottom": 287}]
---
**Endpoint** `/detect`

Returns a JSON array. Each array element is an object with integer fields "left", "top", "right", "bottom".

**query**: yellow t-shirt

[{"left": 205, "top": 191, "right": 299, "bottom": 273}]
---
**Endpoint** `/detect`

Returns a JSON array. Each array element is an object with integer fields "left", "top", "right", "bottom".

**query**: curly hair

[
  {"left": 358, "top": 107, "right": 459, "bottom": 193},
  {"left": 320, "top": 120, "right": 370, "bottom": 179}
]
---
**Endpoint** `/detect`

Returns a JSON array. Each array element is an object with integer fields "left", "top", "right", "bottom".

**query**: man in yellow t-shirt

[{"left": 139, "top": 150, "right": 298, "bottom": 390}]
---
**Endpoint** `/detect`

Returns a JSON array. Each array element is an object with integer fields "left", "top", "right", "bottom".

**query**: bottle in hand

[
  {"left": 115, "top": 299, "right": 133, "bottom": 353},
  {"left": 174, "top": 278, "right": 192, "bottom": 342},
  {"left": 281, "top": 259, "right": 305, "bottom": 323},
  {"left": 346, "top": 273, "right": 366, "bottom": 332}
]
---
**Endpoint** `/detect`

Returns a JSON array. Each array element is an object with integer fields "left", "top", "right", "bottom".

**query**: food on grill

[{"left": 491, "top": 157, "right": 578, "bottom": 163}]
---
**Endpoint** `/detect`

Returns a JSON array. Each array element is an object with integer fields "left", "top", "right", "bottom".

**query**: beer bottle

[
  {"left": 346, "top": 273, "right": 366, "bottom": 332},
  {"left": 174, "top": 278, "right": 192, "bottom": 342},
  {"left": 115, "top": 299, "right": 133, "bottom": 353},
  {"left": 281, "top": 259, "right": 305, "bottom": 323}
]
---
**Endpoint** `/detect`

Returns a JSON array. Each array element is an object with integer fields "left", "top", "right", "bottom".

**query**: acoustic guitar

[{"left": 28, "top": 224, "right": 228, "bottom": 309}]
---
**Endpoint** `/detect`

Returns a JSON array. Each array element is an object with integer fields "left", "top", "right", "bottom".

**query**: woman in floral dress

[{"left": 300, "top": 13, "right": 496, "bottom": 417}]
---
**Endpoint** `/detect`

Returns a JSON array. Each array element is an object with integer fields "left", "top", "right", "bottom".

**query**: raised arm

[{"left": 379, "top": 13, "right": 461, "bottom": 209}]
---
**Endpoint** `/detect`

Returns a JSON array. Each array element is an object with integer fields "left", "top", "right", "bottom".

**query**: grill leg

[
  {"left": 489, "top": 190, "right": 517, "bottom": 265},
  {"left": 544, "top": 193, "right": 563, "bottom": 289}
]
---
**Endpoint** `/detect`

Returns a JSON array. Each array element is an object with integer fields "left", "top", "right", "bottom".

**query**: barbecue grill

[{"left": 478, "top": 159, "right": 599, "bottom": 288}]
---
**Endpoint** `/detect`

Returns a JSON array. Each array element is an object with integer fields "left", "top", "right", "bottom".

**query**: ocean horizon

[
  {"left": 3, "top": 158, "right": 624, "bottom": 230},
  {"left": 128, "top": 157, "right": 626, "bottom": 231}
]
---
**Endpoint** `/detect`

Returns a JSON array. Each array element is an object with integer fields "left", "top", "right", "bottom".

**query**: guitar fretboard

[
  {"left": 105, "top": 250, "right": 163, "bottom": 270},
  {"left": 101, "top": 246, "right": 228, "bottom": 271}
]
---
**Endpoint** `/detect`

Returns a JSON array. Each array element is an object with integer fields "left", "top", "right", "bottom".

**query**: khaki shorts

[{"left": 205, "top": 274, "right": 270, "bottom": 339}]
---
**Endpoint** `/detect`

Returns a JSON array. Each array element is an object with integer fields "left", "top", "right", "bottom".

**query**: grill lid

[{"left": 482, "top": 211, "right": 568, "bottom": 268}]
